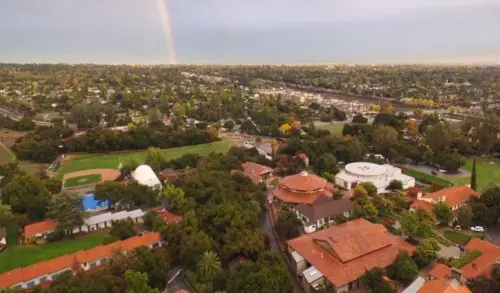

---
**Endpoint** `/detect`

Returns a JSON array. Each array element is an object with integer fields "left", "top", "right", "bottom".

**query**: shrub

[
  {"left": 387, "top": 180, "right": 403, "bottom": 191},
  {"left": 46, "top": 230, "right": 65, "bottom": 243}
]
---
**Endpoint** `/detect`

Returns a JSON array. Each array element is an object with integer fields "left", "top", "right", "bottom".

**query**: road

[
  {"left": 261, "top": 191, "right": 304, "bottom": 293},
  {"left": 163, "top": 267, "right": 196, "bottom": 293}
]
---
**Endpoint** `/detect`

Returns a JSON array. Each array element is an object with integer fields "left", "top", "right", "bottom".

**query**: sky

[{"left": 0, "top": 0, "right": 500, "bottom": 64}]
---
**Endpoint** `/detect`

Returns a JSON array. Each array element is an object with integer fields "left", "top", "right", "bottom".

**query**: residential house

[
  {"left": 24, "top": 220, "right": 58, "bottom": 243},
  {"left": 294, "top": 196, "right": 353, "bottom": 233},
  {"left": 25, "top": 209, "right": 146, "bottom": 241},
  {"left": 428, "top": 263, "right": 452, "bottom": 280},
  {"left": 335, "top": 162, "right": 415, "bottom": 193},
  {"left": 152, "top": 207, "right": 183, "bottom": 224},
  {"left": 0, "top": 232, "right": 162, "bottom": 290},
  {"left": 237, "top": 162, "right": 274, "bottom": 185},
  {"left": 460, "top": 238, "right": 500, "bottom": 283},
  {"left": 410, "top": 186, "right": 479, "bottom": 225},
  {"left": 403, "top": 278, "right": 471, "bottom": 293},
  {"left": 0, "top": 228, "right": 6, "bottom": 246},
  {"left": 287, "top": 218, "right": 415, "bottom": 293}
]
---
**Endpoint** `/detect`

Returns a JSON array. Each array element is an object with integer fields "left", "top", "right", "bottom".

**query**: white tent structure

[{"left": 132, "top": 165, "right": 161, "bottom": 190}]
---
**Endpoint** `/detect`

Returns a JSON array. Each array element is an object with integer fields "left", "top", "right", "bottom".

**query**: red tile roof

[
  {"left": 0, "top": 268, "right": 23, "bottom": 289},
  {"left": 423, "top": 186, "right": 479, "bottom": 207},
  {"left": 461, "top": 239, "right": 500, "bottom": 280},
  {"left": 287, "top": 218, "right": 414, "bottom": 287},
  {"left": 24, "top": 220, "right": 57, "bottom": 242},
  {"left": 152, "top": 207, "right": 183, "bottom": 224},
  {"left": 464, "top": 238, "right": 500, "bottom": 254},
  {"left": 411, "top": 200, "right": 436, "bottom": 220},
  {"left": 0, "top": 232, "right": 162, "bottom": 289},
  {"left": 428, "top": 263, "right": 452, "bottom": 279},
  {"left": 280, "top": 171, "right": 326, "bottom": 193},
  {"left": 239, "top": 162, "right": 273, "bottom": 184},
  {"left": 417, "top": 279, "right": 471, "bottom": 293}
]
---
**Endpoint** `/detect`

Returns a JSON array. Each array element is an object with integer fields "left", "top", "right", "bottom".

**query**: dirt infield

[{"left": 62, "top": 168, "right": 120, "bottom": 186}]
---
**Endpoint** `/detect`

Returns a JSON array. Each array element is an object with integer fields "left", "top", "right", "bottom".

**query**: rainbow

[{"left": 158, "top": 0, "right": 177, "bottom": 64}]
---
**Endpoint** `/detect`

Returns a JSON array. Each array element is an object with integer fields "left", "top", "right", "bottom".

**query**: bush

[
  {"left": 46, "top": 230, "right": 65, "bottom": 243},
  {"left": 360, "top": 182, "right": 377, "bottom": 196},
  {"left": 102, "top": 234, "right": 119, "bottom": 245},
  {"left": 449, "top": 250, "right": 483, "bottom": 268},
  {"left": 320, "top": 172, "right": 334, "bottom": 182},
  {"left": 387, "top": 180, "right": 403, "bottom": 191},
  {"left": 352, "top": 114, "right": 368, "bottom": 124}
]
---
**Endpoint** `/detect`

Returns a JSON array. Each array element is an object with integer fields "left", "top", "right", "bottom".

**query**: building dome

[
  {"left": 280, "top": 171, "right": 327, "bottom": 193},
  {"left": 344, "top": 162, "right": 387, "bottom": 177},
  {"left": 132, "top": 165, "right": 161, "bottom": 188}
]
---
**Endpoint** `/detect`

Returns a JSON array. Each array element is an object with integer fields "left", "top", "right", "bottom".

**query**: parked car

[
  {"left": 438, "top": 169, "right": 447, "bottom": 173},
  {"left": 454, "top": 225, "right": 462, "bottom": 231},
  {"left": 470, "top": 226, "right": 484, "bottom": 232}
]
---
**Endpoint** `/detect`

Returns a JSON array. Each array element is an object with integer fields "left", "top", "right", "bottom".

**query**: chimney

[{"left": 440, "top": 196, "right": 446, "bottom": 202}]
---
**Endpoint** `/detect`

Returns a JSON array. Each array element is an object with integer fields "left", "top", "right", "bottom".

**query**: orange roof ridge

[{"left": 0, "top": 232, "right": 162, "bottom": 289}]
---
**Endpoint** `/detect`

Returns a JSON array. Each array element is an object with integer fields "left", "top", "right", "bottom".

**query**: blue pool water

[{"left": 82, "top": 194, "right": 110, "bottom": 211}]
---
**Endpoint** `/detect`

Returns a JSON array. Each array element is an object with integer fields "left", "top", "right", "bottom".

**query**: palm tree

[{"left": 197, "top": 250, "right": 222, "bottom": 282}]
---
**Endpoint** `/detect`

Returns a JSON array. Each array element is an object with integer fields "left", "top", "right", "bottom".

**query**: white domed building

[
  {"left": 132, "top": 165, "right": 162, "bottom": 190},
  {"left": 335, "top": 162, "right": 415, "bottom": 194}
]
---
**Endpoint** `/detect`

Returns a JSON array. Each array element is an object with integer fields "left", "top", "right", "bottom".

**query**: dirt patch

[{"left": 63, "top": 168, "right": 120, "bottom": 186}]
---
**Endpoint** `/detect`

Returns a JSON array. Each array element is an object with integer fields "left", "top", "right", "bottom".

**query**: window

[
  {"left": 39, "top": 276, "right": 47, "bottom": 283},
  {"left": 152, "top": 242, "right": 160, "bottom": 248},
  {"left": 26, "top": 281, "right": 35, "bottom": 288}
]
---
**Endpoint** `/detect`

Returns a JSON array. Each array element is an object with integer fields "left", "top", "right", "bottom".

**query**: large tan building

[{"left": 287, "top": 218, "right": 415, "bottom": 293}]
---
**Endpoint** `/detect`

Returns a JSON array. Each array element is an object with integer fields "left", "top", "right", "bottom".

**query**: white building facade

[{"left": 335, "top": 162, "right": 415, "bottom": 194}]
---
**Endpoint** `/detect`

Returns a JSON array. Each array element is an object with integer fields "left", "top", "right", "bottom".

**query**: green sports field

[
  {"left": 445, "top": 157, "right": 500, "bottom": 192},
  {"left": 58, "top": 141, "right": 232, "bottom": 177},
  {"left": 316, "top": 123, "right": 346, "bottom": 136}
]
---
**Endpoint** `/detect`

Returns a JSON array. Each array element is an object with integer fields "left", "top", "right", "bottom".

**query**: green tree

[
  {"left": 372, "top": 126, "right": 399, "bottom": 155},
  {"left": 0, "top": 203, "right": 12, "bottom": 225},
  {"left": 352, "top": 114, "right": 368, "bottom": 124},
  {"left": 197, "top": 250, "right": 222, "bottom": 282},
  {"left": 400, "top": 211, "right": 434, "bottom": 238},
  {"left": 434, "top": 201, "right": 454, "bottom": 225},
  {"left": 413, "top": 238, "right": 441, "bottom": 268},
  {"left": 47, "top": 192, "right": 83, "bottom": 235},
  {"left": 353, "top": 196, "right": 378, "bottom": 219},
  {"left": 125, "top": 270, "right": 160, "bottom": 293},
  {"left": 360, "top": 182, "right": 377, "bottom": 197},
  {"left": 180, "top": 230, "right": 216, "bottom": 268},
  {"left": 173, "top": 103, "right": 186, "bottom": 117},
  {"left": 457, "top": 205, "right": 473, "bottom": 228},
  {"left": 1, "top": 174, "right": 50, "bottom": 221},
  {"left": 94, "top": 181, "right": 128, "bottom": 206},
  {"left": 110, "top": 218, "right": 136, "bottom": 240},
  {"left": 388, "top": 251, "right": 419, "bottom": 284},
  {"left": 227, "top": 251, "right": 292, "bottom": 293},
  {"left": 274, "top": 211, "right": 302, "bottom": 240},
  {"left": 144, "top": 147, "right": 168, "bottom": 172},
  {"left": 387, "top": 180, "right": 403, "bottom": 191},
  {"left": 43, "top": 178, "right": 62, "bottom": 194},
  {"left": 353, "top": 185, "right": 368, "bottom": 198},
  {"left": 361, "top": 267, "right": 393, "bottom": 293},
  {"left": 471, "top": 157, "right": 477, "bottom": 191},
  {"left": 425, "top": 122, "right": 459, "bottom": 151},
  {"left": 127, "top": 246, "right": 171, "bottom": 289},
  {"left": 314, "top": 153, "right": 339, "bottom": 175},
  {"left": 147, "top": 109, "right": 162, "bottom": 125},
  {"left": 158, "top": 184, "right": 186, "bottom": 213}
]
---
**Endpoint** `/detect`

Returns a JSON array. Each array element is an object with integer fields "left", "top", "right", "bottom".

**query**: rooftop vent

[{"left": 300, "top": 171, "right": 309, "bottom": 177}]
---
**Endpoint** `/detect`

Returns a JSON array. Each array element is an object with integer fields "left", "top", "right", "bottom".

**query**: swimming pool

[{"left": 82, "top": 194, "right": 110, "bottom": 211}]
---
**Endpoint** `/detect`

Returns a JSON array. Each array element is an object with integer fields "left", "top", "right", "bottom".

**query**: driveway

[
  {"left": 398, "top": 164, "right": 470, "bottom": 179},
  {"left": 483, "top": 227, "right": 500, "bottom": 245}
]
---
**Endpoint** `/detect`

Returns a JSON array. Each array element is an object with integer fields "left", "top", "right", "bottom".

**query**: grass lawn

[
  {"left": 445, "top": 157, "right": 500, "bottom": 192},
  {"left": 0, "top": 231, "right": 108, "bottom": 273},
  {"left": 58, "top": 141, "right": 232, "bottom": 177},
  {"left": 0, "top": 141, "right": 15, "bottom": 165},
  {"left": 402, "top": 169, "right": 454, "bottom": 187},
  {"left": 443, "top": 230, "right": 484, "bottom": 245},
  {"left": 64, "top": 173, "right": 102, "bottom": 188},
  {"left": 316, "top": 123, "right": 346, "bottom": 136},
  {"left": 449, "top": 250, "right": 483, "bottom": 268}
]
